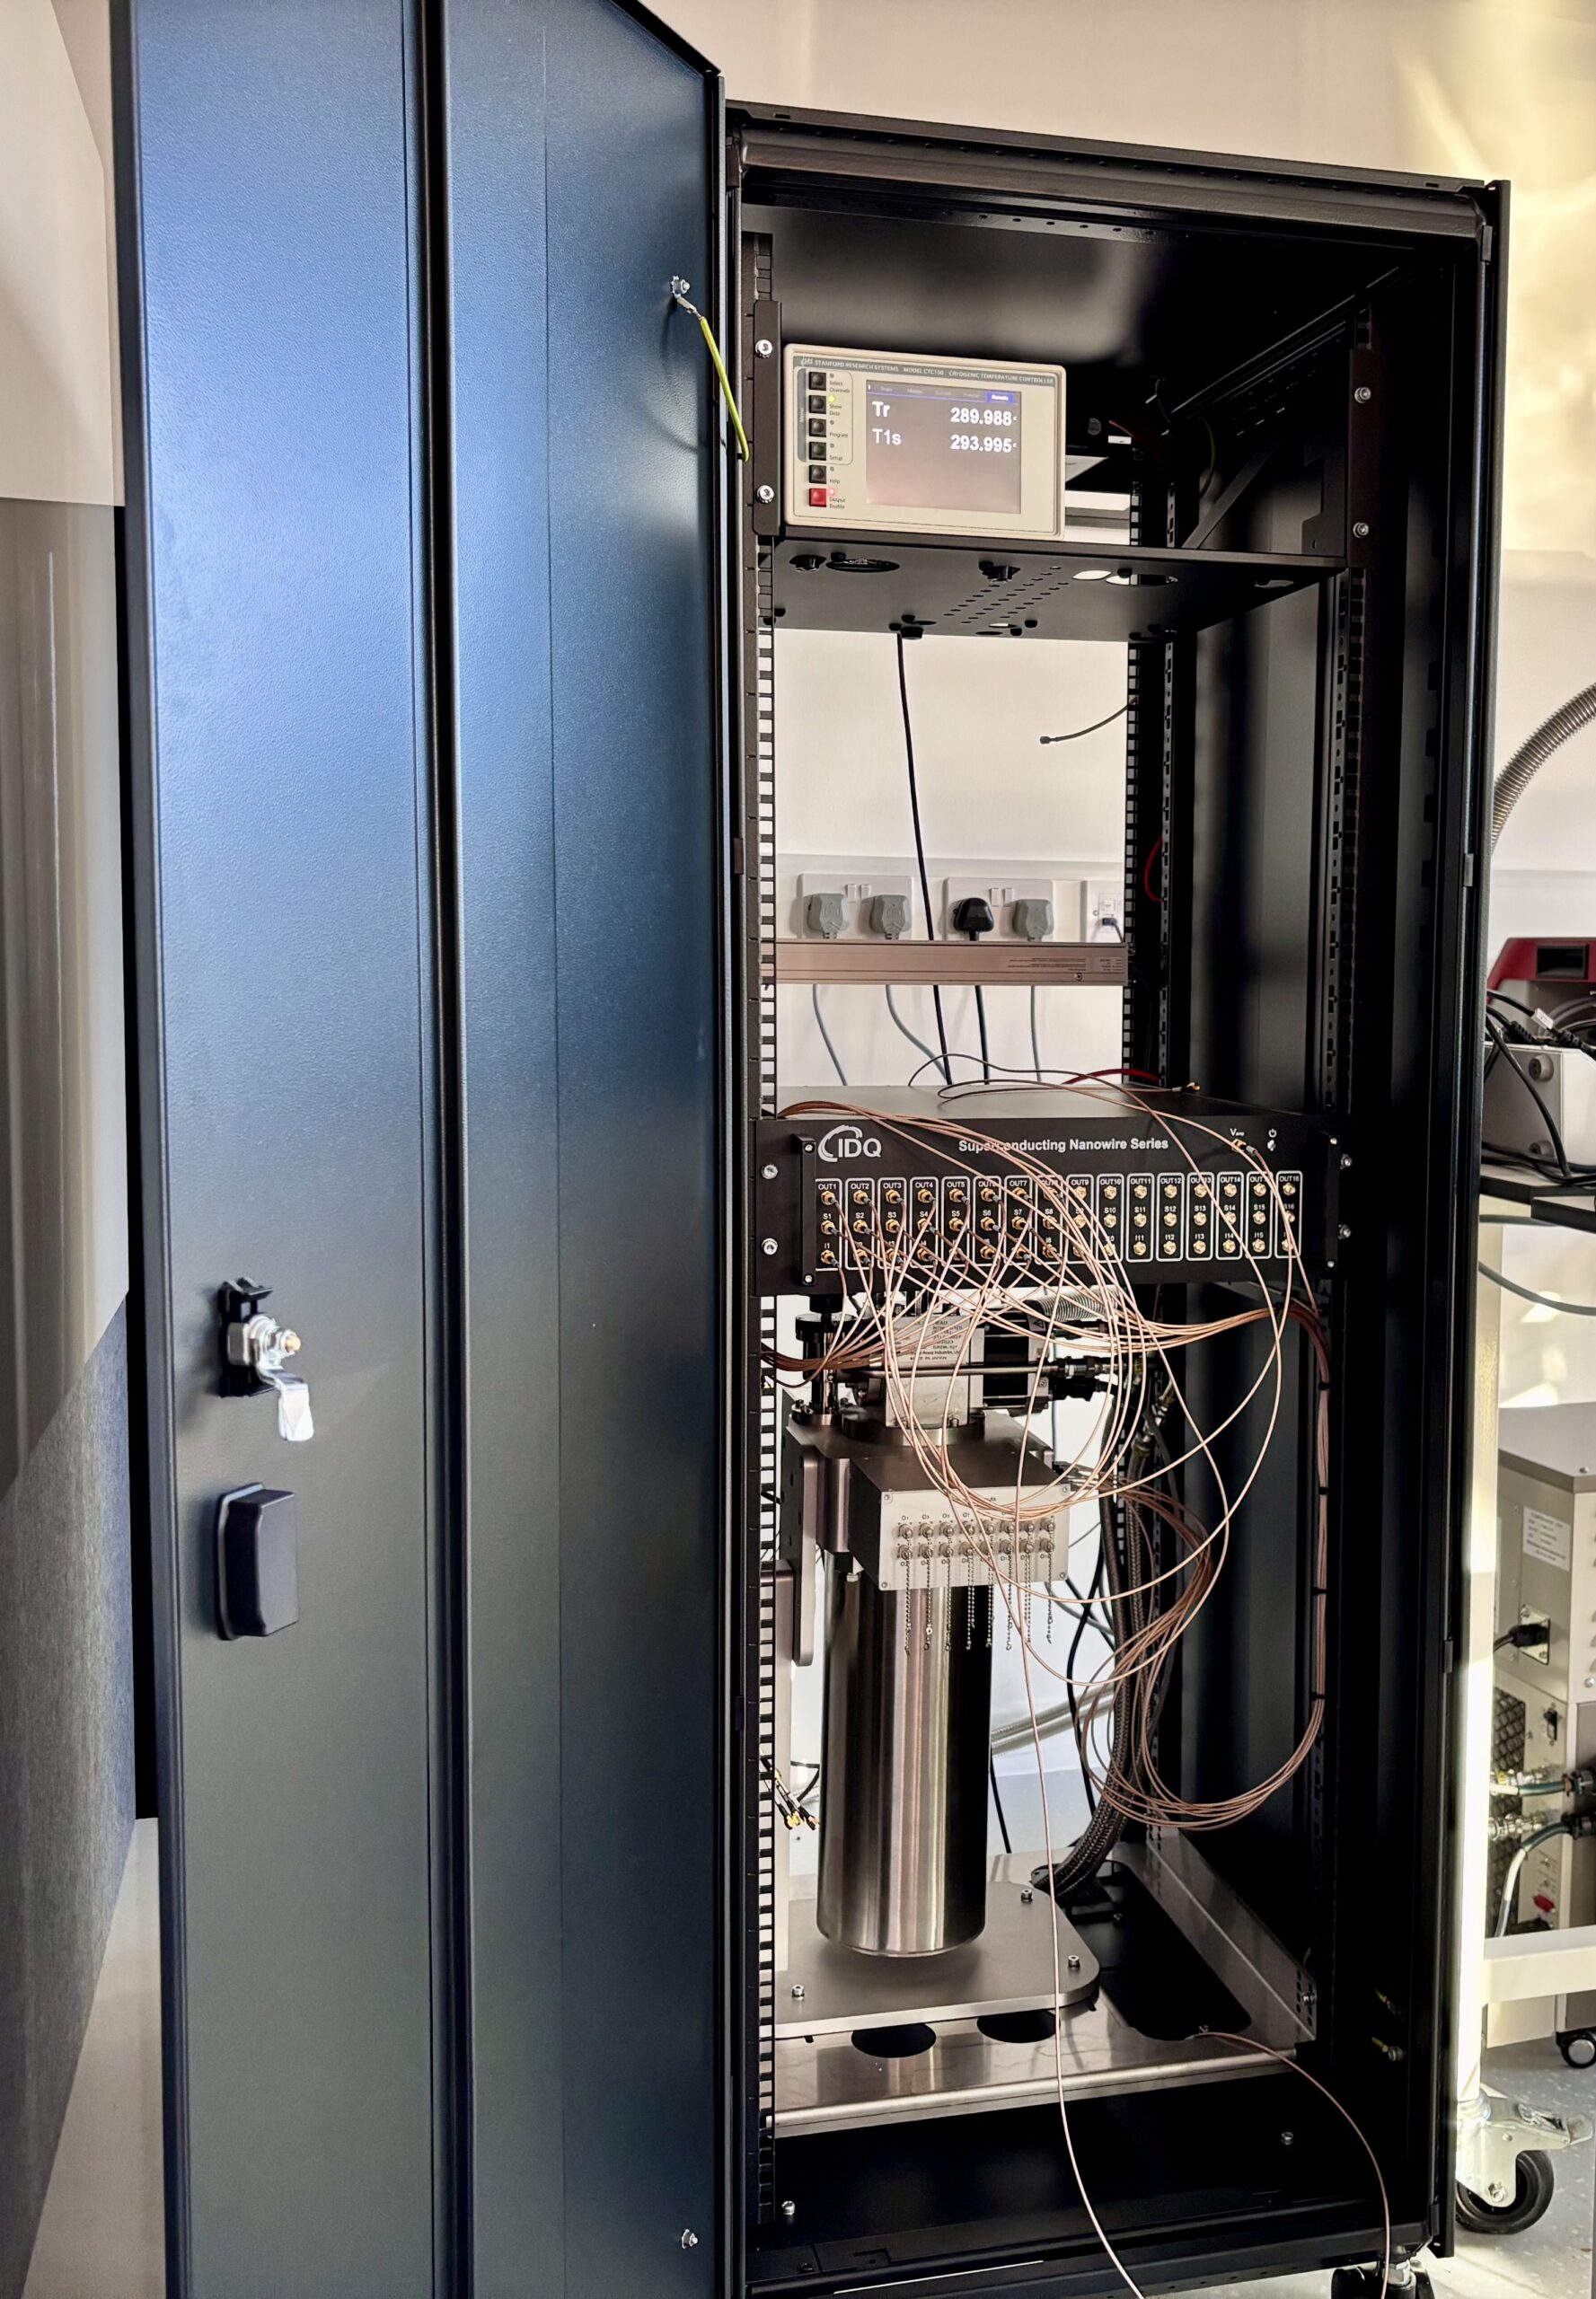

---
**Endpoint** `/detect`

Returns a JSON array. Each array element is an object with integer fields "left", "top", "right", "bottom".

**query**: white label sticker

[{"left": 1523, "top": 1507, "right": 1574, "bottom": 1571}]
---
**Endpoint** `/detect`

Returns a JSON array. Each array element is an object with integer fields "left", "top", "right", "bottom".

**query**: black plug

[
  {"left": 1048, "top": 1364, "right": 1105, "bottom": 1402},
  {"left": 952, "top": 895, "right": 996, "bottom": 940},
  {"left": 1495, "top": 1620, "right": 1551, "bottom": 1652}
]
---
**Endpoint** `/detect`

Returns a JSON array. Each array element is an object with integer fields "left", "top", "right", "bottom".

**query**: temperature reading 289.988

[{"left": 865, "top": 380, "right": 1024, "bottom": 515}]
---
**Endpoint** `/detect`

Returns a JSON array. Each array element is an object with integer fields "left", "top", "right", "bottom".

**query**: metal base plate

[
  {"left": 777, "top": 1857, "right": 1098, "bottom": 2039},
  {"left": 774, "top": 1840, "right": 1311, "bottom": 2136}
]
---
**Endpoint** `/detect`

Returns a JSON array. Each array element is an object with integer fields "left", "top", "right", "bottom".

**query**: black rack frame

[{"left": 727, "top": 103, "right": 1504, "bottom": 2299}]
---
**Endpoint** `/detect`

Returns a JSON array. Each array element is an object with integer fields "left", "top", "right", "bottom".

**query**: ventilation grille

[{"left": 1489, "top": 1687, "right": 1528, "bottom": 1934}]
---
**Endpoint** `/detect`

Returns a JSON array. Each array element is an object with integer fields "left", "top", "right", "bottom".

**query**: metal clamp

[{"left": 220, "top": 1279, "right": 314, "bottom": 1442}]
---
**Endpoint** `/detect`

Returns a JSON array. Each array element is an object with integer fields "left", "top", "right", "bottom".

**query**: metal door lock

[{"left": 219, "top": 1279, "right": 314, "bottom": 1442}]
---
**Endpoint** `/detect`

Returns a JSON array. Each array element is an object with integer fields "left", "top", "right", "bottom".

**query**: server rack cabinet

[
  {"left": 118, "top": 10, "right": 1502, "bottom": 2293},
  {"left": 727, "top": 110, "right": 1503, "bottom": 2297}
]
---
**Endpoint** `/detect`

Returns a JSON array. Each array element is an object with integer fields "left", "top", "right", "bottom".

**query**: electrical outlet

[
  {"left": 795, "top": 871, "right": 915, "bottom": 940},
  {"left": 1080, "top": 878, "right": 1124, "bottom": 942},
  {"left": 942, "top": 876, "right": 1054, "bottom": 942}
]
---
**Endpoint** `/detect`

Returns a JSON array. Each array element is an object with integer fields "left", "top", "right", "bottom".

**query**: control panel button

[
  {"left": 808, "top": 464, "right": 828, "bottom": 484},
  {"left": 807, "top": 394, "right": 826, "bottom": 413},
  {"left": 807, "top": 417, "right": 828, "bottom": 439},
  {"left": 807, "top": 369, "right": 826, "bottom": 389},
  {"left": 807, "top": 487, "right": 830, "bottom": 507}
]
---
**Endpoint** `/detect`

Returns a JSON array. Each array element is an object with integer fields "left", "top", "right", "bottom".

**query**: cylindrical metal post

[{"left": 817, "top": 1571, "right": 992, "bottom": 1955}]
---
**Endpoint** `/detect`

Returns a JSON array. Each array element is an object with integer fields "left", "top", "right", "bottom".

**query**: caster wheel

[
  {"left": 1455, "top": 2148, "right": 1556, "bottom": 2235},
  {"left": 1559, "top": 2028, "right": 1596, "bottom": 2069}
]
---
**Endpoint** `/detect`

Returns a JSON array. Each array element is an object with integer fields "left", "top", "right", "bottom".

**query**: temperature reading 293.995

[{"left": 866, "top": 381, "right": 1024, "bottom": 516}]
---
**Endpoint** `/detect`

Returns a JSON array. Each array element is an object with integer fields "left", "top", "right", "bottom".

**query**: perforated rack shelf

[{"left": 771, "top": 533, "right": 1342, "bottom": 643}]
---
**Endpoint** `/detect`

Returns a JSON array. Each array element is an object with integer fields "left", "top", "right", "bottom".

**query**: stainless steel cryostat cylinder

[{"left": 816, "top": 1569, "right": 993, "bottom": 1956}]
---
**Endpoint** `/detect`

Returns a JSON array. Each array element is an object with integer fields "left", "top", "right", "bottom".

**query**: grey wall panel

[
  {"left": 446, "top": 0, "right": 721, "bottom": 2288},
  {"left": 119, "top": 4, "right": 440, "bottom": 2292},
  {"left": 0, "top": 498, "right": 127, "bottom": 1502},
  {"left": 0, "top": 1304, "right": 133, "bottom": 2299}
]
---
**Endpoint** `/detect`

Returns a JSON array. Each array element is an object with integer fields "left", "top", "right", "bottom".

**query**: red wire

[{"left": 1142, "top": 834, "right": 1165, "bottom": 905}]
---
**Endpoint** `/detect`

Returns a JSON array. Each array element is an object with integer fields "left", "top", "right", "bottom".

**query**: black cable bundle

[{"left": 1042, "top": 1391, "right": 1175, "bottom": 1900}]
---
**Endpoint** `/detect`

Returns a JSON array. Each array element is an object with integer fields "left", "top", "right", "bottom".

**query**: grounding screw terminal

[
  {"left": 762, "top": 1238, "right": 779, "bottom": 1257},
  {"left": 1354, "top": 385, "right": 1372, "bottom": 403},
  {"left": 756, "top": 483, "right": 775, "bottom": 505},
  {"left": 1353, "top": 519, "right": 1371, "bottom": 538}
]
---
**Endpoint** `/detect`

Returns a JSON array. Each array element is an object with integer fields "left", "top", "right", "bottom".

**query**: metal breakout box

[{"left": 754, "top": 1087, "right": 1341, "bottom": 1295}]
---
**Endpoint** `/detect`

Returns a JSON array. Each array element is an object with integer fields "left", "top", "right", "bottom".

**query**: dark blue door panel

[
  {"left": 442, "top": 1, "right": 723, "bottom": 2290},
  {"left": 119, "top": 4, "right": 439, "bottom": 2293}
]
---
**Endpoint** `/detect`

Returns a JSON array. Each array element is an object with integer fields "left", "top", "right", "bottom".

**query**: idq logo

[{"left": 817, "top": 1122, "right": 882, "bottom": 1165}]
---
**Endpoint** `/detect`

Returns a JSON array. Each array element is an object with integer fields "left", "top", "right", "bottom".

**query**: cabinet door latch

[{"left": 219, "top": 1278, "right": 314, "bottom": 1442}]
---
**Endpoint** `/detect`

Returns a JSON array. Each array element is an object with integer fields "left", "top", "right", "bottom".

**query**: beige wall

[{"left": 0, "top": 0, "right": 117, "bottom": 507}]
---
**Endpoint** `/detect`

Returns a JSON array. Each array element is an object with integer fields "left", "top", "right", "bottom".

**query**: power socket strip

[
  {"left": 1080, "top": 878, "right": 1124, "bottom": 941},
  {"left": 795, "top": 870, "right": 916, "bottom": 940},
  {"left": 941, "top": 876, "right": 1056, "bottom": 942}
]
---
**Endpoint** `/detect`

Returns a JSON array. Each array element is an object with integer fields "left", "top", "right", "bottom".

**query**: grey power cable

[
  {"left": 812, "top": 984, "right": 848, "bottom": 1085},
  {"left": 1030, "top": 985, "right": 1044, "bottom": 1080},
  {"left": 1495, "top": 1819, "right": 1575, "bottom": 1936},
  {"left": 1493, "top": 682, "right": 1596, "bottom": 845},
  {"left": 885, "top": 984, "right": 941, "bottom": 1072},
  {"left": 895, "top": 634, "right": 953, "bottom": 1082},
  {"left": 1479, "top": 1264, "right": 1596, "bottom": 1317}
]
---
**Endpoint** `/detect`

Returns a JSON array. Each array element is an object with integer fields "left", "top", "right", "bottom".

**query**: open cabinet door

[
  {"left": 437, "top": 4, "right": 727, "bottom": 2294},
  {"left": 118, "top": 0, "right": 726, "bottom": 2293},
  {"left": 118, "top": 4, "right": 445, "bottom": 2294}
]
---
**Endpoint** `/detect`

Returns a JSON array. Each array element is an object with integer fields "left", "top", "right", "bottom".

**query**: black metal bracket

[{"left": 219, "top": 1277, "right": 272, "bottom": 1396}]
